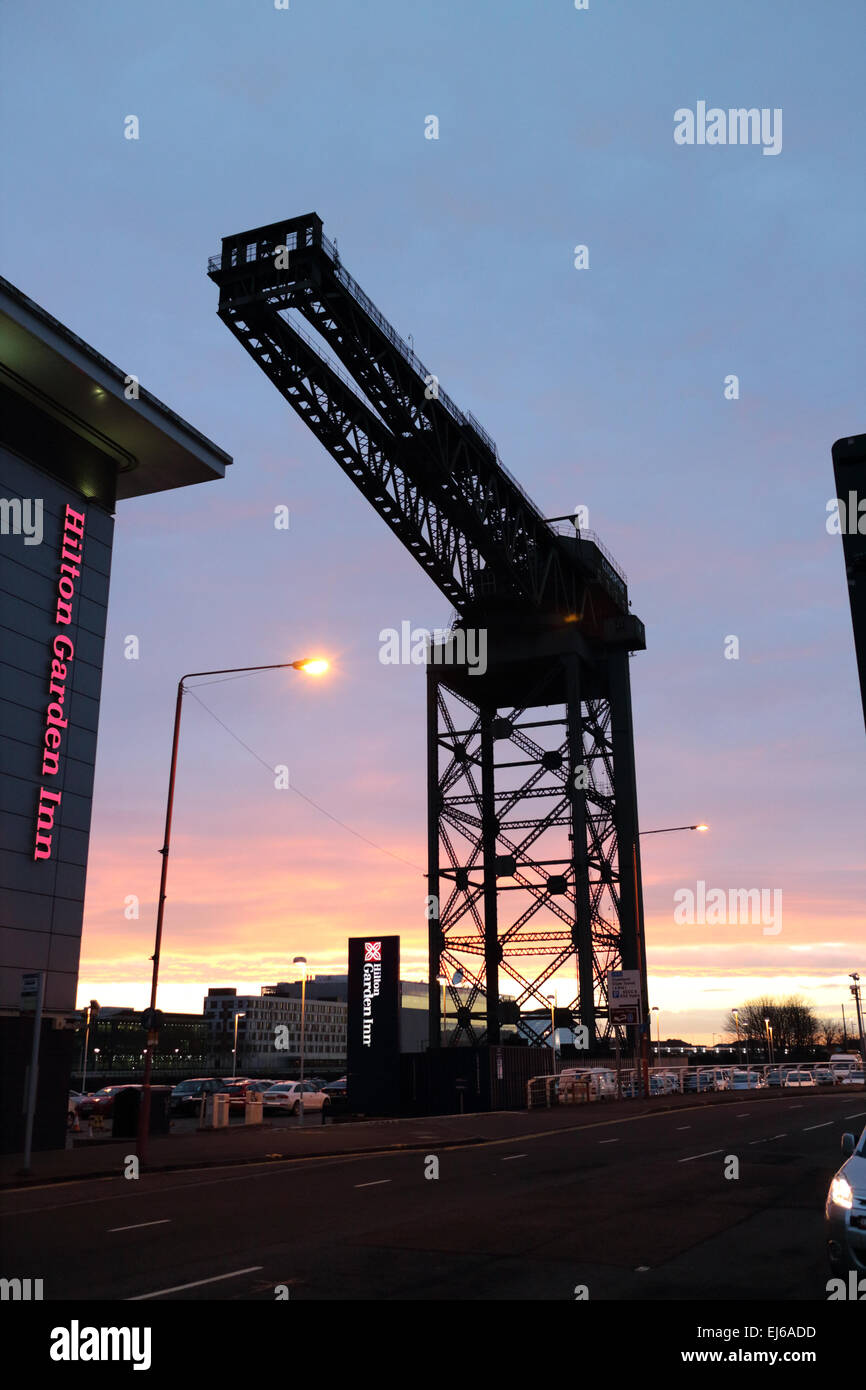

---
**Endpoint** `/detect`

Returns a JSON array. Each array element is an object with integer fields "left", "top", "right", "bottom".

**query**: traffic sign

[
  {"left": 608, "top": 970, "right": 643, "bottom": 1024},
  {"left": 20, "top": 972, "right": 41, "bottom": 1011}
]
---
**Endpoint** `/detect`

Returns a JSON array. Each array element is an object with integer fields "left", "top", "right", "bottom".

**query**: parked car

[
  {"left": 80, "top": 1084, "right": 141, "bottom": 1118},
  {"left": 262, "top": 1081, "right": 330, "bottom": 1114},
  {"left": 784, "top": 1070, "right": 816, "bottom": 1088},
  {"left": 169, "top": 1077, "right": 228, "bottom": 1116},
  {"left": 556, "top": 1069, "right": 600, "bottom": 1100},
  {"left": 683, "top": 1070, "right": 716, "bottom": 1093},
  {"left": 765, "top": 1069, "right": 784, "bottom": 1087},
  {"left": 730, "top": 1070, "right": 766, "bottom": 1091},
  {"left": 223, "top": 1079, "right": 270, "bottom": 1110},
  {"left": 814, "top": 1068, "right": 836, "bottom": 1085},
  {"left": 826, "top": 1125, "right": 866, "bottom": 1275},
  {"left": 584, "top": 1069, "right": 618, "bottom": 1098},
  {"left": 322, "top": 1077, "right": 347, "bottom": 1095},
  {"left": 829, "top": 1053, "right": 862, "bottom": 1077},
  {"left": 841, "top": 1071, "right": 865, "bottom": 1086}
]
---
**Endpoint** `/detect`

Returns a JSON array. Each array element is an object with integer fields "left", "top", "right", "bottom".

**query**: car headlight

[{"left": 830, "top": 1176, "right": 854, "bottom": 1211}]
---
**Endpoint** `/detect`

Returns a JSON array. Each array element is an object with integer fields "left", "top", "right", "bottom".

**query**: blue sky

[{"left": 2, "top": 0, "right": 863, "bottom": 1040}]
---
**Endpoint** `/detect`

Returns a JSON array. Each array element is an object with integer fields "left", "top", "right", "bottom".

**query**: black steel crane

[{"left": 208, "top": 212, "right": 647, "bottom": 1049}]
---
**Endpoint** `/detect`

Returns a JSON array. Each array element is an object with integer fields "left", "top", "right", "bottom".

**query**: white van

[
  {"left": 829, "top": 1053, "right": 861, "bottom": 1077},
  {"left": 559, "top": 1067, "right": 618, "bottom": 1099}
]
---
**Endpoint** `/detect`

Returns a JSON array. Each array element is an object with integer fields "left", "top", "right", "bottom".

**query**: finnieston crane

[{"left": 208, "top": 213, "right": 648, "bottom": 1050}]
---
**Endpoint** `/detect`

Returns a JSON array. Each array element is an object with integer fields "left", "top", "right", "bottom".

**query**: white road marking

[
  {"left": 676, "top": 1126, "right": 691, "bottom": 1130},
  {"left": 737, "top": 1113, "right": 750, "bottom": 1117},
  {"left": 768, "top": 1134, "right": 786, "bottom": 1141},
  {"left": 845, "top": 1111, "right": 866, "bottom": 1118},
  {"left": 804, "top": 1122, "right": 833, "bottom": 1132},
  {"left": 598, "top": 1139, "right": 619, "bottom": 1145},
  {"left": 355, "top": 1179, "right": 392, "bottom": 1187},
  {"left": 128, "top": 1266, "right": 262, "bottom": 1300},
  {"left": 502, "top": 1153, "right": 528, "bottom": 1160},
  {"left": 108, "top": 1219, "right": 171, "bottom": 1233},
  {"left": 678, "top": 1150, "right": 723, "bottom": 1163},
  {"left": 788, "top": 1105, "right": 803, "bottom": 1110}
]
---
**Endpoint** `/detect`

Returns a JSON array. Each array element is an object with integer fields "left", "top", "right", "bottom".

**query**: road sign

[
  {"left": 20, "top": 972, "right": 41, "bottom": 1011},
  {"left": 608, "top": 969, "right": 642, "bottom": 1024}
]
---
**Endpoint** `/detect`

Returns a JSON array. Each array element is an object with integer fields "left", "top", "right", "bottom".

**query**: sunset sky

[{"left": 2, "top": 0, "right": 863, "bottom": 1044}]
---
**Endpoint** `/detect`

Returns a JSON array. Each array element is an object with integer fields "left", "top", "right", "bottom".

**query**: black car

[{"left": 170, "top": 1077, "right": 228, "bottom": 1116}]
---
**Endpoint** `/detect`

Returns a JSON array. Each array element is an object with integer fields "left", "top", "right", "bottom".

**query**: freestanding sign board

[
  {"left": 347, "top": 935, "right": 401, "bottom": 1115},
  {"left": 608, "top": 969, "right": 643, "bottom": 1026},
  {"left": 20, "top": 972, "right": 41, "bottom": 1012}
]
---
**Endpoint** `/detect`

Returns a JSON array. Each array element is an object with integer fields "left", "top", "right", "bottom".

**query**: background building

[
  {"left": 71, "top": 1008, "right": 215, "bottom": 1086},
  {"left": 0, "top": 277, "right": 231, "bottom": 1151},
  {"left": 205, "top": 985, "right": 347, "bottom": 1078}
]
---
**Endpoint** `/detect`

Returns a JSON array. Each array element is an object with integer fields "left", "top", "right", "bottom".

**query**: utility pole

[{"left": 850, "top": 973, "right": 866, "bottom": 1069}]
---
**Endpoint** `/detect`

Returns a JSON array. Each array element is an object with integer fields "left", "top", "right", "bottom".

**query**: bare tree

[{"left": 722, "top": 996, "right": 819, "bottom": 1052}]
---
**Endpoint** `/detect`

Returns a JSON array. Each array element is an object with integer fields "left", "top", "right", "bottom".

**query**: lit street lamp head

[{"left": 293, "top": 657, "right": 329, "bottom": 676}]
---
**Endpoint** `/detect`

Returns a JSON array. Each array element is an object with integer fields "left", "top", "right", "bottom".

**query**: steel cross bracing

[
  {"left": 208, "top": 212, "right": 648, "bottom": 1049},
  {"left": 429, "top": 675, "right": 628, "bottom": 1048}
]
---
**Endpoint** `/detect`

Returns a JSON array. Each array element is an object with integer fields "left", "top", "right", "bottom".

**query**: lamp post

[
  {"left": 80, "top": 999, "right": 99, "bottom": 1095},
  {"left": 764, "top": 1017, "right": 775, "bottom": 1065},
  {"left": 633, "top": 823, "right": 707, "bottom": 1099},
  {"left": 136, "top": 656, "right": 328, "bottom": 1163},
  {"left": 850, "top": 973, "right": 866, "bottom": 1070},
  {"left": 437, "top": 973, "right": 448, "bottom": 1047},
  {"left": 232, "top": 1012, "right": 246, "bottom": 1079},
  {"left": 293, "top": 955, "right": 307, "bottom": 1126},
  {"left": 651, "top": 1005, "right": 661, "bottom": 1062},
  {"left": 545, "top": 993, "right": 557, "bottom": 1068}
]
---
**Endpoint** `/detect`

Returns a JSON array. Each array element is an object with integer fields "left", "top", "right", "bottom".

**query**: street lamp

[
  {"left": 850, "top": 973, "right": 866, "bottom": 1069},
  {"left": 136, "top": 656, "right": 328, "bottom": 1162},
  {"left": 764, "top": 1017, "right": 775, "bottom": 1065},
  {"left": 232, "top": 1012, "right": 246, "bottom": 1079},
  {"left": 632, "top": 823, "right": 707, "bottom": 1099},
  {"left": 437, "top": 973, "right": 448, "bottom": 1046},
  {"left": 639, "top": 824, "right": 708, "bottom": 836},
  {"left": 80, "top": 999, "right": 99, "bottom": 1094},
  {"left": 293, "top": 956, "right": 307, "bottom": 1126},
  {"left": 651, "top": 1005, "right": 661, "bottom": 1062},
  {"left": 545, "top": 993, "right": 557, "bottom": 1065}
]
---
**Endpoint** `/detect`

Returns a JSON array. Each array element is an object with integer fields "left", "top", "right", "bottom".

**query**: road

[{"left": 3, "top": 1092, "right": 863, "bottom": 1301}]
